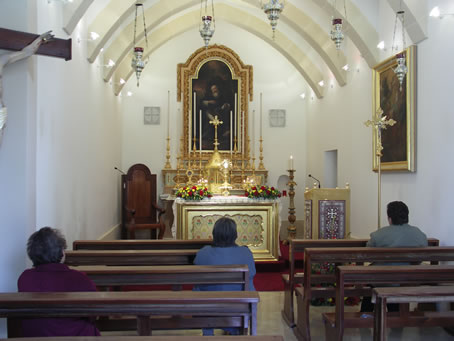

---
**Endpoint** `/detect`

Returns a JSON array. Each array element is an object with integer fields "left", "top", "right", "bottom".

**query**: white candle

[
  {"left": 252, "top": 109, "right": 255, "bottom": 157},
  {"left": 242, "top": 111, "right": 245, "bottom": 153},
  {"left": 193, "top": 92, "right": 196, "bottom": 137},
  {"left": 230, "top": 110, "right": 233, "bottom": 153},
  {"left": 234, "top": 93, "right": 237, "bottom": 138},
  {"left": 167, "top": 90, "right": 170, "bottom": 138},
  {"left": 199, "top": 110, "right": 202, "bottom": 151},
  {"left": 289, "top": 155, "right": 294, "bottom": 169},
  {"left": 260, "top": 92, "right": 263, "bottom": 138}
]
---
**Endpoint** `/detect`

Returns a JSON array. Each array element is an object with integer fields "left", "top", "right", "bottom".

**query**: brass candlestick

[
  {"left": 164, "top": 136, "right": 172, "bottom": 169},
  {"left": 258, "top": 137, "right": 265, "bottom": 170},
  {"left": 286, "top": 169, "right": 297, "bottom": 242},
  {"left": 174, "top": 156, "right": 181, "bottom": 190}
]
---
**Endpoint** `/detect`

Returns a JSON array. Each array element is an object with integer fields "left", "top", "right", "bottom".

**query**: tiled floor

[{"left": 105, "top": 291, "right": 454, "bottom": 340}]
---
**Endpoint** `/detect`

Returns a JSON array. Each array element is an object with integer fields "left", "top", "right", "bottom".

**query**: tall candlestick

[
  {"left": 260, "top": 92, "right": 263, "bottom": 137},
  {"left": 242, "top": 111, "right": 245, "bottom": 154},
  {"left": 289, "top": 155, "right": 294, "bottom": 169},
  {"left": 167, "top": 90, "right": 170, "bottom": 138},
  {"left": 234, "top": 93, "right": 237, "bottom": 138},
  {"left": 199, "top": 110, "right": 202, "bottom": 151}
]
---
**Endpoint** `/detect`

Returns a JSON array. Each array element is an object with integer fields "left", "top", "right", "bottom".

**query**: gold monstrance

[
  {"left": 365, "top": 107, "right": 396, "bottom": 229},
  {"left": 205, "top": 115, "right": 224, "bottom": 194}
]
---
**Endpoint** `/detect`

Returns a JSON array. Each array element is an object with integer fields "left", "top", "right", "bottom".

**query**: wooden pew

[
  {"left": 323, "top": 265, "right": 454, "bottom": 341},
  {"left": 281, "top": 238, "right": 440, "bottom": 327},
  {"left": 0, "top": 291, "right": 260, "bottom": 337},
  {"left": 64, "top": 249, "right": 198, "bottom": 266},
  {"left": 373, "top": 285, "right": 454, "bottom": 341},
  {"left": 293, "top": 246, "right": 454, "bottom": 341},
  {"left": 0, "top": 337, "right": 284, "bottom": 341},
  {"left": 73, "top": 264, "right": 250, "bottom": 290},
  {"left": 73, "top": 239, "right": 212, "bottom": 251},
  {"left": 281, "top": 239, "right": 369, "bottom": 327}
]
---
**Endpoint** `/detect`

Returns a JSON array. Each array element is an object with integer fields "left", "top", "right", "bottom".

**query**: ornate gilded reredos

[{"left": 177, "top": 44, "right": 253, "bottom": 158}]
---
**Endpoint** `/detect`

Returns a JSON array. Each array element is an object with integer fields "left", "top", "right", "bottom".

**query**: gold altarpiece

[{"left": 162, "top": 45, "right": 277, "bottom": 260}]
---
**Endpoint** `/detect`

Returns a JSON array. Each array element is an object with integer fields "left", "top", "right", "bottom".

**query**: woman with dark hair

[
  {"left": 17, "top": 227, "right": 100, "bottom": 337},
  {"left": 194, "top": 217, "right": 256, "bottom": 335}
]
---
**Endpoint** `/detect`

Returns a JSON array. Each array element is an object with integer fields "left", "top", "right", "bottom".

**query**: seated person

[
  {"left": 361, "top": 201, "right": 428, "bottom": 312},
  {"left": 194, "top": 217, "right": 256, "bottom": 335},
  {"left": 17, "top": 227, "right": 100, "bottom": 337}
]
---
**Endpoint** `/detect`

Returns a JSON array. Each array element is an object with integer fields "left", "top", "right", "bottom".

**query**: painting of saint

[
  {"left": 379, "top": 68, "right": 407, "bottom": 163},
  {"left": 192, "top": 60, "right": 238, "bottom": 151}
]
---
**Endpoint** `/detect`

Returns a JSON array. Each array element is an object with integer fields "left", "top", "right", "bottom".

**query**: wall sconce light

[
  {"left": 106, "top": 59, "right": 115, "bottom": 68},
  {"left": 318, "top": 80, "right": 325, "bottom": 87},
  {"left": 127, "top": 91, "right": 133, "bottom": 97},
  {"left": 77, "top": 31, "right": 100, "bottom": 43},
  {"left": 429, "top": 6, "right": 454, "bottom": 18},
  {"left": 120, "top": 78, "right": 126, "bottom": 85},
  {"left": 376, "top": 41, "right": 385, "bottom": 50},
  {"left": 342, "top": 64, "right": 349, "bottom": 71},
  {"left": 300, "top": 92, "right": 306, "bottom": 99}
]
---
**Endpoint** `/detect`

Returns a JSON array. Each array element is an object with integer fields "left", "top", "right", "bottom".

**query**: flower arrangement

[
  {"left": 176, "top": 185, "right": 212, "bottom": 200},
  {"left": 244, "top": 185, "right": 281, "bottom": 199}
]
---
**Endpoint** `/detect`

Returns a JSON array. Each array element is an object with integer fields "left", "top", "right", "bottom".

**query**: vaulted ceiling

[{"left": 59, "top": 0, "right": 427, "bottom": 98}]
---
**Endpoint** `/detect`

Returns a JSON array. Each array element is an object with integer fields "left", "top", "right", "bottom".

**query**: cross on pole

[{"left": 364, "top": 107, "right": 396, "bottom": 229}]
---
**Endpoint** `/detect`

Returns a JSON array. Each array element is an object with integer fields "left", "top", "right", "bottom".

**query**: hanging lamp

[
  {"left": 392, "top": 9, "right": 407, "bottom": 91},
  {"left": 199, "top": 0, "right": 215, "bottom": 48},
  {"left": 330, "top": 0, "right": 347, "bottom": 50},
  {"left": 131, "top": 0, "right": 148, "bottom": 87},
  {"left": 261, "top": 0, "right": 285, "bottom": 39}
]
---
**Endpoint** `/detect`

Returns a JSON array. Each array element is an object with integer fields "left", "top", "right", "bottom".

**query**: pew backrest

[
  {"left": 64, "top": 249, "right": 198, "bottom": 266},
  {"left": 72, "top": 264, "right": 250, "bottom": 290},
  {"left": 73, "top": 239, "right": 212, "bottom": 251}
]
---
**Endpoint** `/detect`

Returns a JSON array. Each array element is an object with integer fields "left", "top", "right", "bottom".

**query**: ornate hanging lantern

[
  {"left": 330, "top": 0, "right": 347, "bottom": 50},
  {"left": 199, "top": 0, "right": 215, "bottom": 48},
  {"left": 392, "top": 9, "right": 407, "bottom": 91},
  {"left": 330, "top": 18, "right": 344, "bottom": 50},
  {"left": 261, "top": 0, "right": 285, "bottom": 39},
  {"left": 131, "top": 1, "right": 148, "bottom": 87}
]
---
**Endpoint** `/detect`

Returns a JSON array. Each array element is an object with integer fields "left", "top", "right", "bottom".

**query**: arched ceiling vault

[
  {"left": 62, "top": 0, "right": 425, "bottom": 97},
  {"left": 105, "top": 4, "right": 326, "bottom": 98}
]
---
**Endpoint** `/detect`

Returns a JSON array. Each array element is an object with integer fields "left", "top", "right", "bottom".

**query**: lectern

[{"left": 303, "top": 184, "right": 350, "bottom": 239}]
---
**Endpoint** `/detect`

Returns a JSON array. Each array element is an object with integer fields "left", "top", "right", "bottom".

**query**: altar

[{"left": 174, "top": 196, "right": 280, "bottom": 261}]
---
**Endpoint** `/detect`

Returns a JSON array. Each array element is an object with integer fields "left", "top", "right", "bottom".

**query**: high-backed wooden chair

[{"left": 121, "top": 164, "right": 165, "bottom": 239}]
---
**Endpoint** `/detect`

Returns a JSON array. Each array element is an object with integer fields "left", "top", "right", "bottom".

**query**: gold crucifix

[
  {"left": 209, "top": 115, "right": 223, "bottom": 151},
  {"left": 364, "top": 107, "right": 396, "bottom": 229}
]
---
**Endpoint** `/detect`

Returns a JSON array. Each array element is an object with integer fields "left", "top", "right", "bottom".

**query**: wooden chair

[{"left": 122, "top": 164, "right": 165, "bottom": 239}]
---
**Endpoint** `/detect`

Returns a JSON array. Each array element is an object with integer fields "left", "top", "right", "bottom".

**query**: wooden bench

[
  {"left": 373, "top": 285, "right": 454, "bottom": 341},
  {"left": 294, "top": 246, "right": 454, "bottom": 341},
  {"left": 281, "top": 238, "right": 440, "bottom": 327},
  {"left": 0, "top": 336, "right": 284, "bottom": 341},
  {"left": 64, "top": 249, "right": 198, "bottom": 266},
  {"left": 73, "top": 264, "right": 250, "bottom": 290},
  {"left": 0, "top": 291, "right": 259, "bottom": 337},
  {"left": 73, "top": 239, "right": 212, "bottom": 251},
  {"left": 323, "top": 264, "right": 454, "bottom": 341}
]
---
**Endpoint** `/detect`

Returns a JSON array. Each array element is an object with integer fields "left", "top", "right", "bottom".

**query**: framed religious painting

[
  {"left": 372, "top": 45, "right": 416, "bottom": 172},
  {"left": 177, "top": 44, "right": 253, "bottom": 159}
]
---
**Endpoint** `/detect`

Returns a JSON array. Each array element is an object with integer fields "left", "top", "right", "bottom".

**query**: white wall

[
  {"left": 305, "top": 0, "right": 454, "bottom": 243},
  {"left": 120, "top": 21, "right": 308, "bottom": 209}
]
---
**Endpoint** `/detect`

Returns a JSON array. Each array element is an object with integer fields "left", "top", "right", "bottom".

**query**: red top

[{"left": 17, "top": 263, "right": 100, "bottom": 337}]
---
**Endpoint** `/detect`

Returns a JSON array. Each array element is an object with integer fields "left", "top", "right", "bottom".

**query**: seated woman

[
  {"left": 17, "top": 227, "right": 100, "bottom": 337},
  {"left": 193, "top": 217, "right": 256, "bottom": 336}
]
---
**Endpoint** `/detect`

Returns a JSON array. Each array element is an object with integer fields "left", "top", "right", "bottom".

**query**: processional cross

[
  {"left": 209, "top": 115, "right": 223, "bottom": 151},
  {"left": 364, "top": 107, "right": 396, "bottom": 229}
]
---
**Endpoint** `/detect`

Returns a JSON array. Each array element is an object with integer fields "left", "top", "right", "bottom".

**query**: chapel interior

[{"left": 1, "top": 0, "right": 453, "bottom": 339}]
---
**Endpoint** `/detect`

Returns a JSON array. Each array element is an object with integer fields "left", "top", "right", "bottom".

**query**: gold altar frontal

[{"left": 175, "top": 198, "right": 280, "bottom": 261}]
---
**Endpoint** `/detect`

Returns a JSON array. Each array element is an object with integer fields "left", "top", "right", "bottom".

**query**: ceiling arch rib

[
  {"left": 61, "top": 0, "right": 94, "bottom": 35},
  {"left": 312, "top": 0, "right": 380, "bottom": 68},
  {"left": 91, "top": 0, "right": 346, "bottom": 88},
  {"left": 386, "top": 0, "right": 427, "bottom": 44},
  {"left": 112, "top": 7, "right": 324, "bottom": 98},
  {"left": 87, "top": 0, "right": 201, "bottom": 64}
]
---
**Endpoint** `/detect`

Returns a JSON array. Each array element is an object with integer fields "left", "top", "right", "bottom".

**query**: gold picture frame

[{"left": 372, "top": 45, "right": 416, "bottom": 172}]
